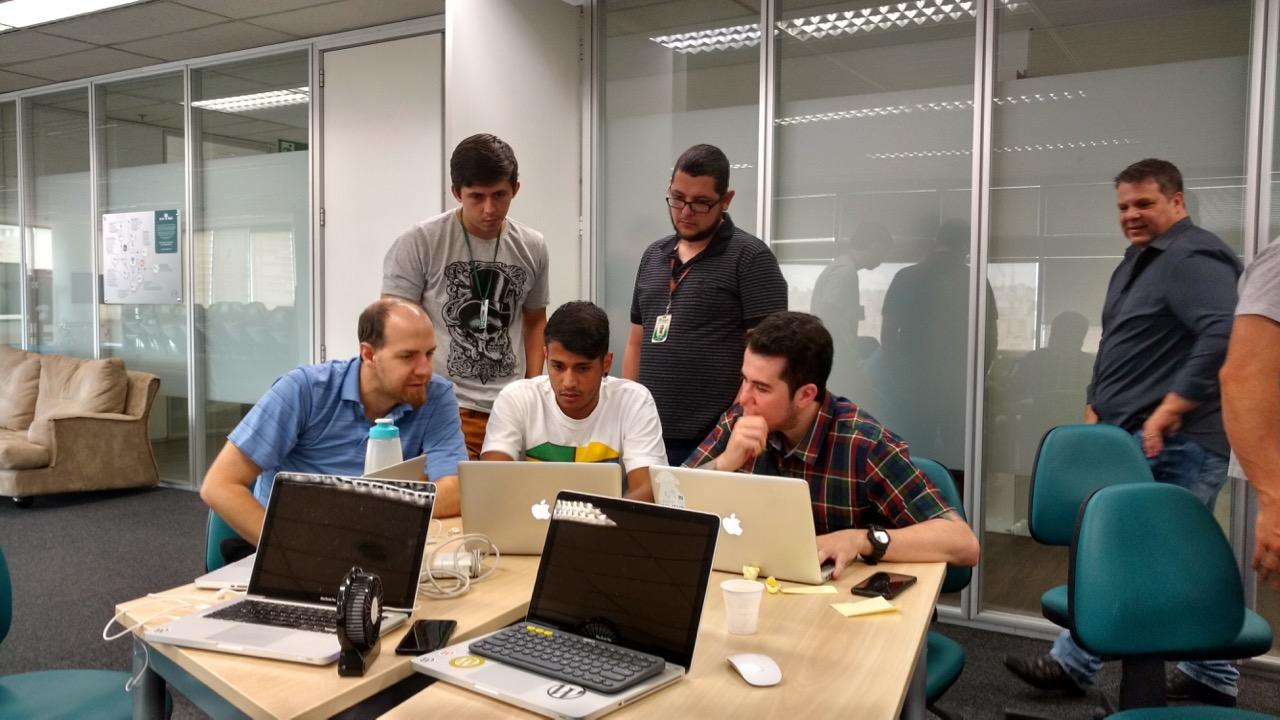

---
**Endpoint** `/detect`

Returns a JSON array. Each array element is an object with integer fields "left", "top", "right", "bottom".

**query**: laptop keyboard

[
  {"left": 207, "top": 599, "right": 337, "bottom": 634},
  {"left": 470, "top": 624, "right": 665, "bottom": 695}
]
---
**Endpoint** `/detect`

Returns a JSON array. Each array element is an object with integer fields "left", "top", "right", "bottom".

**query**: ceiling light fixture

[
  {"left": 651, "top": 0, "right": 1027, "bottom": 54},
  {"left": 866, "top": 136, "right": 1134, "bottom": 159},
  {"left": 776, "top": 91, "right": 1087, "bottom": 126},
  {"left": 190, "top": 87, "right": 310, "bottom": 113},
  {"left": 0, "top": 0, "right": 144, "bottom": 30}
]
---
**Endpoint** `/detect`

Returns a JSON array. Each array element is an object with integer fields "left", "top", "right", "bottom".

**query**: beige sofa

[{"left": 0, "top": 346, "right": 161, "bottom": 506}]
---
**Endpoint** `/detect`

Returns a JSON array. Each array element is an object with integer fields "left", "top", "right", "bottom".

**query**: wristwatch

[{"left": 864, "top": 525, "right": 890, "bottom": 565}]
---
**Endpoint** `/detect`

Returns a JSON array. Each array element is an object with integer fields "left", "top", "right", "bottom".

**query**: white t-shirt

[
  {"left": 382, "top": 208, "right": 550, "bottom": 412},
  {"left": 482, "top": 375, "right": 666, "bottom": 475}
]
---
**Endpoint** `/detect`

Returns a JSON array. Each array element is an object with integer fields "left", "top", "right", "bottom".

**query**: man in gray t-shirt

[
  {"left": 383, "top": 134, "right": 549, "bottom": 459},
  {"left": 1221, "top": 241, "right": 1280, "bottom": 592}
]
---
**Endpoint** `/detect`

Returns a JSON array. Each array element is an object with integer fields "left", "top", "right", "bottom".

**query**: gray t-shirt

[
  {"left": 1227, "top": 241, "right": 1280, "bottom": 479},
  {"left": 382, "top": 208, "right": 549, "bottom": 412}
]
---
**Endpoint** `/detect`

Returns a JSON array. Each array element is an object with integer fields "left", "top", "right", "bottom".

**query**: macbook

[
  {"left": 146, "top": 473, "right": 434, "bottom": 664},
  {"left": 459, "top": 461, "right": 623, "bottom": 554},
  {"left": 365, "top": 454, "right": 428, "bottom": 481},
  {"left": 414, "top": 491, "right": 719, "bottom": 719},
  {"left": 649, "top": 465, "right": 829, "bottom": 584}
]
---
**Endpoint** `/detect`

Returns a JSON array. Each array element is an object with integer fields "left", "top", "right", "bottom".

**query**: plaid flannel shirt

[{"left": 684, "top": 392, "right": 953, "bottom": 534}]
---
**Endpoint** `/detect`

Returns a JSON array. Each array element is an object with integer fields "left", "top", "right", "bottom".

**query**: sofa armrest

[{"left": 44, "top": 413, "right": 160, "bottom": 487}]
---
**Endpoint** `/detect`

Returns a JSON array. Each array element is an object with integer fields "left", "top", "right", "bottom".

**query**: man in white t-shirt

[
  {"left": 383, "top": 133, "right": 550, "bottom": 460},
  {"left": 482, "top": 301, "right": 666, "bottom": 501}
]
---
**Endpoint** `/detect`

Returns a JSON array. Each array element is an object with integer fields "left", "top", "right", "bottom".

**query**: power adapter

[{"left": 429, "top": 548, "right": 483, "bottom": 578}]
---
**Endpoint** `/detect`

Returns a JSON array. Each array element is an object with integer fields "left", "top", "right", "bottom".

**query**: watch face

[{"left": 873, "top": 530, "right": 890, "bottom": 544}]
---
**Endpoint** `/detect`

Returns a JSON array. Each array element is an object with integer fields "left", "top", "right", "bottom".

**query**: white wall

[{"left": 445, "top": 0, "right": 583, "bottom": 310}]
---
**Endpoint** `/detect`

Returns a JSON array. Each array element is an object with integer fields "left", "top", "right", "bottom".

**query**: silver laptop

[
  {"left": 146, "top": 473, "right": 434, "bottom": 665},
  {"left": 459, "top": 461, "right": 623, "bottom": 554},
  {"left": 649, "top": 465, "right": 831, "bottom": 584},
  {"left": 414, "top": 491, "right": 719, "bottom": 720},
  {"left": 194, "top": 553, "right": 255, "bottom": 590},
  {"left": 365, "top": 454, "right": 428, "bottom": 481}
]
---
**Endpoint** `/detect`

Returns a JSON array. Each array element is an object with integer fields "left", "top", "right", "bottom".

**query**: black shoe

[
  {"left": 1003, "top": 654, "right": 1086, "bottom": 696},
  {"left": 1167, "top": 668, "right": 1236, "bottom": 707}
]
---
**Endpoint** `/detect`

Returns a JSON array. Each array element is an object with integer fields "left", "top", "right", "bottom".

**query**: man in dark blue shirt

[{"left": 1006, "top": 159, "right": 1242, "bottom": 707}]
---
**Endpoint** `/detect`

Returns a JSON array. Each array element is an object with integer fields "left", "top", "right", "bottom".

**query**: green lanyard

[{"left": 458, "top": 210, "right": 502, "bottom": 330}]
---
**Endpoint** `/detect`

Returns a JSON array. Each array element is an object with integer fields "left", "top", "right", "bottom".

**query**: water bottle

[{"left": 364, "top": 417, "right": 403, "bottom": 474}]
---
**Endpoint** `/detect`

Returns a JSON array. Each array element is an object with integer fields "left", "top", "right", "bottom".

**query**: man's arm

[
  {"left": 625, "top": 467, "right": 654, "bottom": 502},
  {"left": 622, "top": 323, "right": 643, "bottom": 380},
  {"left": 816, "top": 513, "right": 980, "bottom": 579},
  {"left": 1221, "top": 313, "right": 1280, "bottom": 588},
  {"left": 1084, "top": 404, "right": 1098, "bottom": 424},
  {"left": 199, "top": 442, "right": 267, "bottom": 545},
  {"left": 1140, "top": 392, "right": 1199, "bottom": 458},
  {"left": 479, "top": 450, "right": 514, "bottom": 461},
  {"left": 523, "top": 307, "right": 547, "bottom": 378}
]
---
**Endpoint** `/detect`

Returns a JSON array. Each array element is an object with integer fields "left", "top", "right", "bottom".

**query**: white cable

[
  {"left": 102, "top": 589, "right": 245, "bottom": 691},
  {"left": 419, "top": 532, "right": 499, "bottom": 599}
]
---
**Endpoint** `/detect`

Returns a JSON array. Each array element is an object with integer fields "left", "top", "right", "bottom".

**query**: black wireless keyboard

[
  {"left": 470, "top": 623, "right": 665, "bottom": 694},
  {"left": 208, "top": 599, "right": 337, "bottom": 634}
]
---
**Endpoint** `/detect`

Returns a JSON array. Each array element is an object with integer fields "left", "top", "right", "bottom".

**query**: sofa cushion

[
  {"left": 0, "top": 429, "right": 50, "bottom": 469},
  {"left": 0, "top": 346, "right": 40, "bottom": 431},
  {"left": 27, "top": 356, "right": 128, "bottom": 448}
]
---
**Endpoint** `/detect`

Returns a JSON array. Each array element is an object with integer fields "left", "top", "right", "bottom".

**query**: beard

[
  {"left": 670, "top": 214, "right": 721, "bottom": 243},
  {"left": 396, "top": 382, "right": 429, "bottom": 409}
]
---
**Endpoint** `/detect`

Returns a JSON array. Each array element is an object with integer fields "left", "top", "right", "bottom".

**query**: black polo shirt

[
  {"left": 630, "top": 214, "right": 788, "bottom": 441},
  {"left": 1087, "top": 217, "right": 1241, "bottom": 456}
]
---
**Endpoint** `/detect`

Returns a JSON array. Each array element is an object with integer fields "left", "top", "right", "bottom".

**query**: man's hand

[
  {"left": 816, "top": 529, "right": 868, "bottom": 581},
  {"left": 1141, "top": 393, "right": 1197, "bottom": 458},
  {"left": 714, "top": 415, "right": 767, "bottom": 472},
  {"left": 1255, "top": 498, "right": 1280, "bottom": 591},
  {"left": 1084, "top": 405, "right": 1098, "bottom": 424}
]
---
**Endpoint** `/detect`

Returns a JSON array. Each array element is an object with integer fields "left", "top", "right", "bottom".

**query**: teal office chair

[
  {"left": 915, "top": 456, "right": 972, "bottom": 720},
  {"left": 0, "top": 544, "right": 143, "bottom": 720},
  {"left": 1070, "top": 483, "right": 1273, "bottom": 715},
  {"left": 1027, "top": 423, "right": 1154, "bottom": 627},
  {"left": 205, "top": 509, "right": 248, "bottom": 573}
]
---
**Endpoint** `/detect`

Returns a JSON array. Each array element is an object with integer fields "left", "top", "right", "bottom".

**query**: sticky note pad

[
  {"left": 780, "top": 585, "right": 838, "bottom": 595},
  {"left": 831, "top": 596, "right": 898, "bottom": 617}
]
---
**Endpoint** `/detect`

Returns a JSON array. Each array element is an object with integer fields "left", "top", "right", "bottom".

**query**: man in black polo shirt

[
  {"left": 623, "top": 144, "right": 787, "bottom": 465},
  {"left": 1005, "top": 158, "right": 1242, "bottom": 707}
]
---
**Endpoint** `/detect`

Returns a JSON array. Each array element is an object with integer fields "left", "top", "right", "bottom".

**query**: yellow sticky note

[
  {"left": 780, "top": 585, "right": 838, "bottom": 595},
  {"left": 764, "top": 576, "right": 781, "bottom": 594},
  {"left": 742, "top": 565, "right": 760, "bottom": 581},
  {"left": 831, "top": 596, "right": 899, "bottom": 617}
]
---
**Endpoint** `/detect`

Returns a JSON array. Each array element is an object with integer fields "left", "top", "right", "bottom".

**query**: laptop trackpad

[
  {"left": 211, "top": 625, "right": 295, "bottom": 646},
  {"left": 475, "top": 665, "right": 548, "bottom": 693}
]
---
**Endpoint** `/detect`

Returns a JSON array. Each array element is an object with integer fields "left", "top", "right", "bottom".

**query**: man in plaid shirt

[{"left": 686, "top": 311, "right": 979, "bottom": 579}]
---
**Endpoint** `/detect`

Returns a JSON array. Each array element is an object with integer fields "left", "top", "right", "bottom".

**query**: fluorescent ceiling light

[
  {"left": 776, "top": 91, "right": 1087, "bottom": 126},
  {"left": 867, "top": 137, "right": 1134, "bottom": 160},
  {"left": 0, "top": 0, "right": 145, "bottom": 29},
  {"left": 191, "top": 87, "right": 310, "bottom": 113},
  {"left": 652, "top": 0, "right": 1027, "bottom": 54}
]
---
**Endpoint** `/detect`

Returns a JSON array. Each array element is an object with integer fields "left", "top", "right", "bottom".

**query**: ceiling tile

[
  {"left": 7, "top": 47, "right": 160, "bottom": 83},
  {"left": 38, "top": 2, "right": 226, "bottom": 45},
  {"left": 117, "top": 22, "right": 296, "bottom": 61},
  {"left": 171, "top": 0, "right": 336, "bottom": 20},
  {"left": 249, "top": 0, "right": 443, "bottom": 37},
  {"left": 0, "top": 30, "right": 96, "bottom": 66},
  {"left": 0, "top": 69, "right": 48, "bottom": 93}
]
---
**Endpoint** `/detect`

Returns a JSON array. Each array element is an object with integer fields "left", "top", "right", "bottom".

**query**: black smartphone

[
  {"left": 394, "top": 619, "right": 458, "bottom": 656},
  {"left": 850, "top": 571, "right": 917, "bottom": 599}
]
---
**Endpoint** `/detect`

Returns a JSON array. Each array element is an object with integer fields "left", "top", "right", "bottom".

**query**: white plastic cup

[{"left": 721, "top": 579, "right": 765, "bottom": 635}]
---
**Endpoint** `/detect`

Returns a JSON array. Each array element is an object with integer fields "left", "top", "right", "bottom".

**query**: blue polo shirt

[{"left": 228, "top": 357, "right": 467, "bottom": 507}]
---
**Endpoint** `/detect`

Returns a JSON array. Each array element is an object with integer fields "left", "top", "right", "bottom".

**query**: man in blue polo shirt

[{"left": 200, "top": 297, "right": 467, "bottom": 548}]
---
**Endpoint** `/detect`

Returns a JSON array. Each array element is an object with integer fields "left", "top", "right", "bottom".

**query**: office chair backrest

[
  {"left": 0, "top": 545, "right": 10, "bottom": 645},
  {"left": 205, "top": 510, "right": 242, "bottom": 573},
  {"left": 913, "top": 456, "right": 972, "bottom": 594},
  {"left": 1028, "top": 423, "right": 1153, "bottom": 546},
  {"left": 1069, "top": 483, "right": 1243, "bottom": 657}
]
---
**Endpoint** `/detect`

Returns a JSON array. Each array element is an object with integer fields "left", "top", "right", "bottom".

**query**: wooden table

[
  {"left": 382, "top": 561, "right": 946, "bottom": 720},
  {"left": 118, "top": 519, "right": 540, "bottom": 720}
]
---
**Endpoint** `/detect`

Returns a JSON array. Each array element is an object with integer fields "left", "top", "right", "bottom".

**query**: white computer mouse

[{"left": 727, "top": 653, "right": 782, "bottom": 687}]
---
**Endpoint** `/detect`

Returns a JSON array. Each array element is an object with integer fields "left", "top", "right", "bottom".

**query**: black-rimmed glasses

[{"left": 665, "top": 196, "right": 720, "bottom": 214}]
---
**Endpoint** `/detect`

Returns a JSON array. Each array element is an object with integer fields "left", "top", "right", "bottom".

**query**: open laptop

[
  {"left": 649, "top": 465, "right": 830, "bottom": 584},
  {"left": 365, "top": 454, "right": 428, "bottom": 481},
  {"left": 415, "top": 491, "right": 719, "bottom": 720},
  {"left": 459, "top": 461, "right": 623, "bottom": 554},
  {"left": 194, "top": 553, "right": 255, "bottom": 591},
  {"left": 147, "top": 473, "right": 434, "bottom": 665}
]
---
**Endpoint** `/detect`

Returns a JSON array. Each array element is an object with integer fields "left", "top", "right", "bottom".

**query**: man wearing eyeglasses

[{"left": 623, "top": 144, "right": 787, "bottom": 466}]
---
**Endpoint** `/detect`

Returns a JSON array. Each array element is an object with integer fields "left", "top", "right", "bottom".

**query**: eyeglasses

[{"left": 665, "top": 195, "right": 720, "bottom": 214}]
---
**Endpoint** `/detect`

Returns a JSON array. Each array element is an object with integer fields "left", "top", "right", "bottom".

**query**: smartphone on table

[
  {"left": 394, "top": 619, "right": 458, "bottom": 655},
  {"left": 849, "top": 571, "right": 917, "bottom": 600}
]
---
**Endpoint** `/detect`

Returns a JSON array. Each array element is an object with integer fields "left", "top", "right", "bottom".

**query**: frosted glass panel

[{"left": 0, "top": 103, "right": 16, "bottom": 347}]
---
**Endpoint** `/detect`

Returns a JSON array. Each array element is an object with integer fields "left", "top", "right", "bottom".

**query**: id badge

[
  {"left": 651, "top": 314, "right": 672, "bottom": 343},
  {"left": 479, "top": 299, "right": 489, "bottom": 331}
]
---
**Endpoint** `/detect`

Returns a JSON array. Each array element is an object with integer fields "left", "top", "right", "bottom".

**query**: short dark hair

[
  {"left": 1114, "top": 158, "right": 1183, "bottom": 197},
  {"left": 545, "top": 301, "right": 610, "bottom": 360},
  {"left": 450, "top": 133, "right": 519, "bottom": 191},
  {"left": 671, "top": 144, "right": 731, "bottom": 197},
  {"left": 745, "top": 311, "right": 833, "bottom": 395},
  {"left": 358, "top": 297, "right": 426, "bottom": 349}
]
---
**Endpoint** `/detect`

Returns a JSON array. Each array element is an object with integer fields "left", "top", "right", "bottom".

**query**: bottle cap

[{"left": 368, "top": 417, "right": 399, "bottom": 440}]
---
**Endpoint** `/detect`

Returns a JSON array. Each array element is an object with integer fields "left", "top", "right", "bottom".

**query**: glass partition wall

[
  {"left": 597, "top": 0, "right": 1278, "bottom": 656},
  {"left": 0, "top": 102, "right": 16, "bottom": 347}
]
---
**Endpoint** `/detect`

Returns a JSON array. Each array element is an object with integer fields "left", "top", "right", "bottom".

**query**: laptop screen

[
  {"left": 526, "top": 491, "right": 719, "bottom": 670},
  {"left": 249, "top": 474, "right": 434, "bottom": 611}
]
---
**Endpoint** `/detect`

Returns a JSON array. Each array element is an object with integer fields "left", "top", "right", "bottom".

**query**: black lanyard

[{"left": 458, "top": 210, "right": 501, "bottom": 298}]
